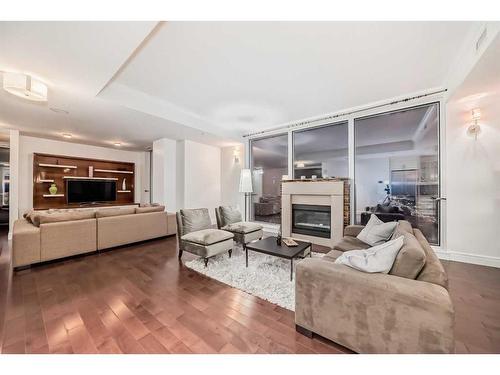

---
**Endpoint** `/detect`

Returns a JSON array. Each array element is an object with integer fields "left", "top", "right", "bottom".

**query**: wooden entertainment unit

[{"left": 33, "top": 153, "right": 135, "bottom": 210}]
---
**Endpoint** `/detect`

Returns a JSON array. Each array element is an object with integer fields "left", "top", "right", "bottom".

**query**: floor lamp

[{"left": 239, "top": 169, "right": 253, "bottom": 221}]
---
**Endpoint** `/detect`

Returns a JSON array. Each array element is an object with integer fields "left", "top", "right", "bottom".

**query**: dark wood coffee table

[{"left": 244, "top": 237, "right": 312, "bottom": 281}]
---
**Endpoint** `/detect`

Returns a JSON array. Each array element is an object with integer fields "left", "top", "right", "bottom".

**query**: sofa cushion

[
  {"left": 333, "top": 236, "right": 371, "bottom": 252},
  {"left": 181, "top": 229, "right": 234, "bottom": 246},
  {"left": 414, "top": 229, "right": 449, "bottom": 289},
  {"left": 37, "top": 210, "right": 96, "bottom": 226},
  {"left": 391, "top": 220, "right": 413, "bottom": 240},
  {"left": 219, "top": 206, "right": 242, "bottom": 226},
  {"left": 357, "top": 214, "right": 397, "bottom": 246},
  {"left": 222, "top": 221, "right": 262, "bottom": 234},
  {"left": 334, "top": 236, "right": 405, "bottom": 273},
  {"left": 323, "top": 249, "right": 344, "bottom": 263},
  {"left": 139, "top": 203, "right": 161, "bottom": 207},
  {"left": 96, "top": 207, "right": 136, "bottom": 218},
  {"left": 135, "top": 205, "right": 165, "bottom": 214},
  {"left": 389, "top": 231, "right": 427, "bottom": 279},
  {"left": 343, "top": 225, "right": 365, "bottom": 238},
  {"left": 180, "top": 208, "right": 212, "bottom": 233}
]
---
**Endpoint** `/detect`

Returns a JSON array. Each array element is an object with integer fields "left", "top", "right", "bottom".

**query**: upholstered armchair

[
  {"left": 176, "top": 208, "right": 234, "bottom": 267},
  {"left": 215, "top": 206, "right": 263, "bottom": 246}
]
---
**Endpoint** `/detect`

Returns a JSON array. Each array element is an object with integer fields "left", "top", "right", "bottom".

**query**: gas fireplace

[{"left": 292, "top": 204, "right": 331, "bottom": 238}]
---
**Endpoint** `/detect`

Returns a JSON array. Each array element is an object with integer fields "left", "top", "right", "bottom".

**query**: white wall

[
  {"left": 152, "top": 138, "right": 224, "bottom": 222},
  {"left": 443, "top": 33, "right": 500, "bottom": 267},
  {"left": 446, "top": 93, "right": 500, "bottom": 266},
  {"left": 183, "top": 140, "right": 221, "bottom": 223},
  {"left": 18, "top": 135, "right": 148, "bottom": 215},
  {"left": 152, "top": 138, "right": 179, "bottom": 210}
]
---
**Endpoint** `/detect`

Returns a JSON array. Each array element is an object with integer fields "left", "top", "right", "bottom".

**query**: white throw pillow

[
  {"left": 357, "top": 214, "right": 397, "bottom": 246},
  {"left": 334, "top": 236, "right": 405, "bottom": 273}
]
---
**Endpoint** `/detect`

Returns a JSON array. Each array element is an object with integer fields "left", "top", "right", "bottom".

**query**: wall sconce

[
  {"left": 233, "top": 147, "right": 240, "bottom": 163},
  {"left": 467, "top": 108, "right": 481, "bottom": 139}
]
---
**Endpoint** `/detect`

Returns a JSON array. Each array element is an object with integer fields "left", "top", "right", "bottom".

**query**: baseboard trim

[{"left": 435, "top": 249, "right": 500, "bottom": 268}]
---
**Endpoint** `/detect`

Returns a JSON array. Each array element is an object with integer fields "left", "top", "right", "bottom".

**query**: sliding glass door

[
  {"left": 250, "top": 134, "right": 288, "bottom": 224},
  {"left": 354, "top": 103, "right": 440, "bottom": 244}
]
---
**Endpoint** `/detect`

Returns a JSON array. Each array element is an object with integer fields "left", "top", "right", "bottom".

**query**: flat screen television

[{"left": 66, "top": 179, "right": 117, "bottom": 204}]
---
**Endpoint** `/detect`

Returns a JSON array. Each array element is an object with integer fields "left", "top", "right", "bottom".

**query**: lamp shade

[
  {"left": 239, "top": 168, "right": 253, "bottom": 193},
  {"left": 2, "top": 72, "right": 48, "bottom": 102}
]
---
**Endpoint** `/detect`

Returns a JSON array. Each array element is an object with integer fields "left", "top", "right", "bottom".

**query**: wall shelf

[
  {"left": 39, "top": 163, "right": 77, "bottom": 169},
  {"left": 94, "top": 169, "right": 134, "bottom": 174},
  {"left": 43, "top": 194, "right": 64, "bottom": 198},
  {"left": 34, "top": 153, "right": 135, "bottom": 210},
  {"left": 63, "top": 176, "right": 118, "bottom": 181},
  {"left": 117, "top": 190, "right": 132, "bottom": 193}
]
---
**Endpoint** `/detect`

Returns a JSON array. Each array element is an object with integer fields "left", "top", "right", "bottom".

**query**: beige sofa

[
  {"left": 295, "top": 220, "right": 454, "bottom": 354},
  {"left": 13, "top": 206, "right": 177, "bottom": 268}
]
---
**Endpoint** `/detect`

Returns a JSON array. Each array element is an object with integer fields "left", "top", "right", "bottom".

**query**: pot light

[
  {"left": 114, "top": 142, "right": 122, "bottom": 147},
  {"left": 62, "top": 133, "right": 72, "bottom": 139},
  {"left": 2, "top": 72, "right": 48, "bottom": 102}
]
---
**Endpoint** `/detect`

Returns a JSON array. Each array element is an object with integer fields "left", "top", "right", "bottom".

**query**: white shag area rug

[{"left": 184, "top": 245, "right": 323, "bottom": 311}]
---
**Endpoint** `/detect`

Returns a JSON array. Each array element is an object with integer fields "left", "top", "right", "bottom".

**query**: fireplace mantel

[{"left": 281, "top": 179, "right": 350, "bottom": 248}]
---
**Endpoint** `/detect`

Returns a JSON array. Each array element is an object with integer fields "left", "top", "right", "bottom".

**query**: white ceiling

[
  {"left": 0, "top": 21, "right": 475, "bottom": 150},
  {"left": 0, "top": 21, "right": 239, "bottom": 149}
]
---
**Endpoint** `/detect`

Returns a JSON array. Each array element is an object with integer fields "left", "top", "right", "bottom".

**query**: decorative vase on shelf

[
  {"left": 49, "top": 183, "right": 58, "bottom": 195},
  {"left": 122, "top": 178, "right": 127, "bottom": 191}
]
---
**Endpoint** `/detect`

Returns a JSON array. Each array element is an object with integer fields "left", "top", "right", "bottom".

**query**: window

[
  {"left": 354, "top": 103, "right": 440, "bottom": 244},
  {"left": 293, "top": 122, "right": 348, "bottom": 179},
  {"left": 250, "top": 134, "right": 288, "bottom": 223}
]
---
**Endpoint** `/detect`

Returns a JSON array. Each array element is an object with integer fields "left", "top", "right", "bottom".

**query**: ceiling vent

[{"left": 476, "top": 27, "right": 487, "bottom": 52}]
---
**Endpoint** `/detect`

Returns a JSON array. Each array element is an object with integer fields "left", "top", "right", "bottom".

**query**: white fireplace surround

[{"left": 281, "top": 180, "right": 345, "bottom": 248}]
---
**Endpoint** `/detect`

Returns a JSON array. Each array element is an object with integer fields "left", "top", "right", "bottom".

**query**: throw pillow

[
  {"left": 389, "top": 231, "right": 426, "bottom": 279},
  {"left": 334, "top": 236, "right": 405, "bottom": 273},
  {"left": 357, "top": 214, "right": 397, "bottom": 246}
]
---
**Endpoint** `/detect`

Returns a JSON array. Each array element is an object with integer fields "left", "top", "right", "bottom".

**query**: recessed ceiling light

[
  {"left": 2, "top": 72, "right": 48, "bottom": 102},
  {"left": 50, "top": 107, "right": 69, "bottom": 115},
  {"left": 62, "top": 133, "right": 72, "bottom": 139},
  {"left": 114, "top": 142, "right": 122, "bottom": 147}
]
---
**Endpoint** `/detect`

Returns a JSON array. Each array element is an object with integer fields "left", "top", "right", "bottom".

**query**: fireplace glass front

[{"left": 292, "top": 204, "right": 331, "bottom": 238}]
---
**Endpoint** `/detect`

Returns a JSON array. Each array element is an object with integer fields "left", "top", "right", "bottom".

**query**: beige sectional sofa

[
  {"left": 13, "top": 206, "right": 177, "bottom": 268},
  {"left": 295, "top": 220, "right": 454, "bottom": 354}
]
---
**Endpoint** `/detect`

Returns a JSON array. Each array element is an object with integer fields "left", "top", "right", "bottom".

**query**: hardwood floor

[{"left": 0, "top": 233, "right": 499, "bottom": 354}]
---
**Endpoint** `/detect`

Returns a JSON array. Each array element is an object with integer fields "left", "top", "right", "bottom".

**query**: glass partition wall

[
  {"left": 250, "top": 134, "right": 288, "bottom": 224},
  {"left": 248, "top": 101, "right": 441, "bottom": 245},
  {"left": 354, "top": 103, "right": 440, "bottom": 244},
  {"left": 293, "top": 122, "right": 348, "bottom": 179}
]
